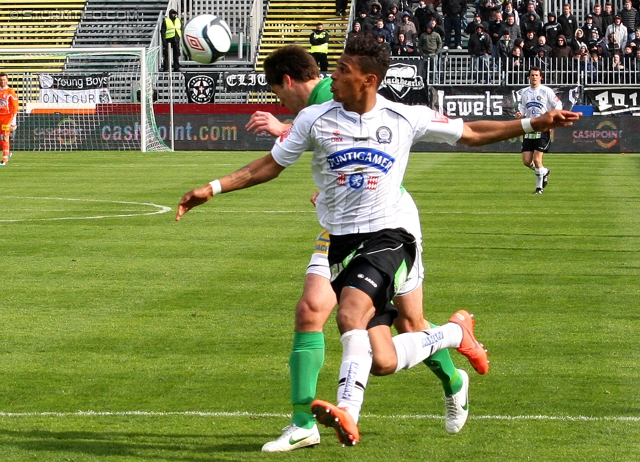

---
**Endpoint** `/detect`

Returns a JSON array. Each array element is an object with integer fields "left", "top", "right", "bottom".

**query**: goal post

[{"left": 0, "top": 47, "right": 170, "bottom": 152}]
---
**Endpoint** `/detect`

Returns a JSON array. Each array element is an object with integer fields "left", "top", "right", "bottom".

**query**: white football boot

[
  {"left": 261, "top": 423, "right": 320, "bottom": 452},
  {"left": 445, "top": 369, "right": 469, "bottom": 434}
]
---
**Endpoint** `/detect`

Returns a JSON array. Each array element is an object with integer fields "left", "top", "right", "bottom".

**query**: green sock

[
  {"left": 423, "top": 322, "right": 463, "bottom": 396},
  {"left": 290, "top": 331, "right": 325, "bottom": 429}
]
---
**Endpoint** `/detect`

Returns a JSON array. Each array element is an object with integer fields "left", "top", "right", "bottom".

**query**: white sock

[
  {"left": 535, "top": 167, "right": 545, "bottom": 189},
  {"left": 392, "top": 323, "right": 463, "bottom": 373},
  {"left": 336, "top": 329, "right": 372, "bottom": 424}
]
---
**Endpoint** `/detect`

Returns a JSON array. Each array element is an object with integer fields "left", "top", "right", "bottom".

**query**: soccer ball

[{"left": 181, "top": 14, "right": 232, "bottom": 64}]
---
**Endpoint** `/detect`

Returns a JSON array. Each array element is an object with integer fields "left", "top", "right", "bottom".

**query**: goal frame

[{"left": 0, "top": 47, "right": 167, "bottom": 152}]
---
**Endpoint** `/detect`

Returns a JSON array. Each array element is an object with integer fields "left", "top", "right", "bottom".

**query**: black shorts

[
  {"left": 367, "top": 303, "right": 398, "bottom": 329},
  {"left": 521, "top": 131, "right": 551, "bottom": 153},
  {"left": 328, "top": 228, "right": 416, "bottom": 313}
]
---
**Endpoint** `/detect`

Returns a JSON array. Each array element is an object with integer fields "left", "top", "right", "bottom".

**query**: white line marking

[
  {"left": 0, "top": 411, "right": 636, "bottom": 422},
  {"left": 0, "top": 196, "right": 171, "bottom": 223}
]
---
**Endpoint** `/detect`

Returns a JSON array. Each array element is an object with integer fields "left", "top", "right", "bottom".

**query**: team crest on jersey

[
  {"left": 337, "top": 173, "right": 380, "bottom": 190},
  {"left": 376, "top": 126, "right": 392, "bottom": 144},
  {"left": 327, "top": 148, "right": 395, "bottom": 173}
]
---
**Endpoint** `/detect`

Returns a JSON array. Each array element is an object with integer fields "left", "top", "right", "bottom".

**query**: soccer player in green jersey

[{"left": 245, "top": 45, "right": 471, "bottom": 452}]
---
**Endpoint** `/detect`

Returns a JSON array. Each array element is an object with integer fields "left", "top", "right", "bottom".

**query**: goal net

[{"left": 0, "top": 47, "right": 170, "bottom": 152}]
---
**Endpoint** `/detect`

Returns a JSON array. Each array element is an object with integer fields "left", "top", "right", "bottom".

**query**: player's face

[
  {"left": 529, "top": 70, "right": 542, "bottom": 87},
  {"left": 270, "top": 82, "right": 306, "bottom": 116},
  {"left": 0, "top": 75, "right": 7, "bottom": 87},
  {"left": 330, "top": 54, "right": 369, "bottom": 109}
]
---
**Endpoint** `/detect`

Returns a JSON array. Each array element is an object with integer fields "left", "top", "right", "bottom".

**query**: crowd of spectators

[{"left": 349, "top": 0, "right": 640, "bottom": 83}]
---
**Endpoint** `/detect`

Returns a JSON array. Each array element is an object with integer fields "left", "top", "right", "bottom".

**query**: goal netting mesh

[{"left": 0, "top": 47, "right": 170, "bottom": 152}]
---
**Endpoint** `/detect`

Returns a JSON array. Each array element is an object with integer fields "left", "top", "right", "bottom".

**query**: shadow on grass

[{"left": 0, "top": 428, "right": 260, "bottom": 461}]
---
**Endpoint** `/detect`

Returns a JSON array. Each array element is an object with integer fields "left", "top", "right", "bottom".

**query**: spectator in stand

[
  {"left": 596, "top": 41, "right": 610, "bottom": 60},
  {"left": 310, "top": 23, "right": 330, "bottom": 71},
  {"left": 631, "top": 27, "right": 640, "bottom": 48},
  {"left": 425, "top": 4, "right": 444, "bottom": 27},
  {"left": 428, "top": 16, "right": 446, "bottom": 40},
  {"left": 489, "top": 11, "right": 504, "bottom": 52},
  {"left": 336, "top": 0, "right": 348, "bottom": 16},
  {"left": 398, "top": 11, "right": 419, "bottom": 41},
  {"left": 550, "top": 34, "right": 572, "bottom": 58},
  {"left": 466, "top": 13, "right": 489, "bottom": 36},
  {"left": 415, "top": 0, "right": 433, "bottom": 31},
  {"left": 373, "top": 18, "right": 393, "bottom": 42},
  {"left": 479, "top": 0, "right": 501, "bottom": 24},
  {"left": 543, "top": 12, "right": 562, "bottom": 46},
  {"left": 392, "top": 32, "right": 410, "bottom": 55},
  {"left": 605, "top": 15, "right": 627, "bottom": 49},
  {"left": 574, "top": 28, "right": 587, "bottom": 52},
  {"left": 418, "top": 22, "right": 443, "bottom": 56},
  {"left": 369, "top": 2, "right": 384, "bottom": 22},
  {"left": 520, "top": 1, "right": 540, "bottom": 24},
  {"left": 521, "top": 10, "right": 543, "bottom": 37},
  {"left": 607, "top": 31, "right": 622, "bottom": 54},
  {"left": 442, "top": 0, "right": 467, "bottom": 50},
  {"left": 588, "top": 27, "right": 602, "bottom": 52},
  {"left": 356, "top": 9, "right": 376, "bottom": 33},
  {"left": 404, "top": 41, "right": 422, "bottom": 56},
  {"left": 497, "top": 29, "right": 513, "bottom": 65},
  {"left": 602, "top": 2, "right": 615, "bottom": 35},
  {"left": 620, "top": 0, "right": 639, "bottom": 44},
  {"left": 375, "top": 31, "right": 393, "bottom": 54},
  {"left": 386, "top": 3, "right": 402, "bottom": 22},
  {"left": 582, "top": 14, "right": 600, "bottom": 41},
  {"left": 503, "top": 1, "right": 520, "bottom": 26},
  {"left": 558, "top": 3, "right": 578, "bottom": 46},
  {"left": 385, "top": 13, "right": 399, "bottom": 37},
  {"left": 612, "top": 52, "right": 626, "bottom": 83},
  {"left": 536, "top": 34, "right": 552, "bottom": 55},
  {"left": 506, "top": 44, "right": 525, "bottom": 73},
  {"left": 523, "top": 29, "right": 538, "bottom": 57},
  {"left": 468, "top": 23, "right": 493, "bottom": 82},
  {"left": 349, "top": 21, "right": 363, "bottom": 39},
  {"left": 623, "top": 44, "right": 636, "bottom": 65},
  {"left": 500, "top": 13, "right": 522, "bottom": 41},
  {"left": 590, "top": 5, "right": 605, "bottom": 37}
]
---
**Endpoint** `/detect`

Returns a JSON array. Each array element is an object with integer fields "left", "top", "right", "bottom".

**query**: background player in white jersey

[
  {"left": 176, "top": 34, "right": 580, "bottom": 447},
  {"left": 246, "top": 45, "right": 471, "bottom": 452},
  {"left": 516, "top": 66, "right": 563, "bottom": 194}
]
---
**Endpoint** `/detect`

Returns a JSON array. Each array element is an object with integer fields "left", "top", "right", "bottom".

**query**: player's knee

[
  {"left": 370, "top": 363, "right": 394, "bottom": 376},
  {"left": 294, "top": 297, "right": 332, "bottom": 331}
]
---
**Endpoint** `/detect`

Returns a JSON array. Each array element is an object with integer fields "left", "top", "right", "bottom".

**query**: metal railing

[{"left": 421, "top": 55, "right": 640, "bottom": 87}]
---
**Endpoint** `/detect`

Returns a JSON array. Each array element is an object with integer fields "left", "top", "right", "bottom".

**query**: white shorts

[{"left": 306, "top": 229, "right": 424, "bottom": 296}]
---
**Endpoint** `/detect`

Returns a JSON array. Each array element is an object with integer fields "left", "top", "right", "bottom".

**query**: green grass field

[{"left": 1, "top": 150, "right": 639, "bottom": 461}]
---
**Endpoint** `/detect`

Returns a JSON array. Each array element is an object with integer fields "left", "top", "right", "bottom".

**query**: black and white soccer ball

[{"left": 181, "top": 14, "right": 232, "bottom": 64}]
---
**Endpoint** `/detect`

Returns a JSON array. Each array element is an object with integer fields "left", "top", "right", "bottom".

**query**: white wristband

[
  {"left": 521, "top": 118, "right": 535, "bottom": 134},
  {"left": 209, "top": 179, "right": 222, "bottom": 196}
]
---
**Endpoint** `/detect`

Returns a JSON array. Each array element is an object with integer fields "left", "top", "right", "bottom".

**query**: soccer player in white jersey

[
  {"left": 246, "top": 45, "right": 471, "bottom": 452},
  {"left": 516, "top": 66, "right": 563, "bottom": 194},
  {"left": 176, "top": 33, "right": 580, "bottom": 447}
]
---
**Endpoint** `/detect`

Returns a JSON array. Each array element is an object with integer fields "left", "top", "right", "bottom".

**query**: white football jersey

[
  {"left": 271, "top": 94, "right": 463, "bottom": 235},
  {"left": 518, "top": 84, "right": 562, "bottom": 119}
]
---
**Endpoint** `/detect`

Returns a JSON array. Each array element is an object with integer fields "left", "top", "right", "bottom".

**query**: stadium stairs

[
  {"left": 64, "top": 0, "right": 169, "bottom": 73},
  {"left": 255, "top": 0, "right": 351, "bottom": 73}
]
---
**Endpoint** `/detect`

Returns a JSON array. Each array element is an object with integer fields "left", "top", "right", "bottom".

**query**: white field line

[
  {"left": 0, "top": 411, "right": 637, "bottom": 422},
  {"left": 0, "top": 196, "right": 171, "bottom": 222}
]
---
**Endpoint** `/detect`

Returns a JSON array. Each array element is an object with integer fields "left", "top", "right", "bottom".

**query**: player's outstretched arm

[
  {"left": 245, "top": 111, "right": 291, "bottom": 136},
  {"left": 175, "top": 153, "right": 285, "bottom": 221},
  {"left": 460, "top": 109, "right": 581, "bottom": 146}
]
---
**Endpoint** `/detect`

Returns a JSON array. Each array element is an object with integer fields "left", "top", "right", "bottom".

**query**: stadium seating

[{"left": 256, "top": 0, "right": 351, "bottom": 72}]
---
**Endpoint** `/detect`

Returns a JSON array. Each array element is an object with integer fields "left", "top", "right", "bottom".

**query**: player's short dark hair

[
  {"left": 528, "top": 65, "right": 542, "bottom": 76},
  {"left": 263, "top": 45, "right": 320, "bottom": 87},
  {"left": 343, "top": 33, "right": 390, "bottom": 87},
  {"left": 0, "top": 72, "right": 7, "bottom": 78}
]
